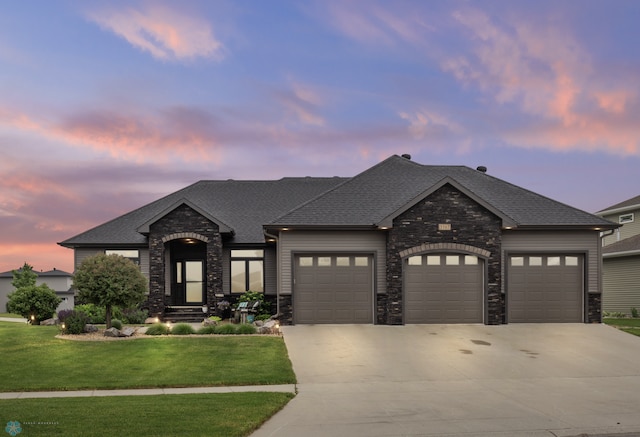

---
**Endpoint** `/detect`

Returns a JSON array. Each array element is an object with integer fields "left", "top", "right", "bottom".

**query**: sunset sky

[{"left": 1, "top": 0, "right": 639, "bottom": 274}]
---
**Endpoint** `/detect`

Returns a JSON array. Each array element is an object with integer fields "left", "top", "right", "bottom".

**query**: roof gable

[
  {"left": 597, "top": 194, "right": 640, "bottom": 215},
  {"left": 136, "top": 198, "right": 234, "bottom": 234}
]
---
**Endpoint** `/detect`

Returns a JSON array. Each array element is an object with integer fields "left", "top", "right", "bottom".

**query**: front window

[
  {"left": 231, "top": 249, "right": 264, "bottom": 293},
  {"left": 620, "top": 213, "right": 634, "bottom": 224},
  {"left": 105, "top": 249, "right": 139, "bottom": 265}
]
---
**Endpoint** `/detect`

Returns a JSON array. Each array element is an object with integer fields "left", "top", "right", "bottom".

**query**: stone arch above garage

[{"left": 399, "top": 242, "right": 490, "bottom": 260}]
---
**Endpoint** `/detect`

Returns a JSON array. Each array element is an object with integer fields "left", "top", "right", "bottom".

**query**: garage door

[
  {"left": 404, "top": 253, "right": 484, "bottom": 323},
  {"left": 508, "top": 254, "right": 583, "bottom": 323},
  {"left": 294, "top": 254, "right": 373, "bottom": 324}
]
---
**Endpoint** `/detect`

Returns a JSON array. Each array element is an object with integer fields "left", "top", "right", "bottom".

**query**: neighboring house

[
  {"left": 0, "top": 268, "right": 74, "bottom": 314},
  {"left": 59, "top": 155, "right": 617, "bottom": 325},
  {"left": 596, "top": 195, "right": 640, "bottom": 316}
]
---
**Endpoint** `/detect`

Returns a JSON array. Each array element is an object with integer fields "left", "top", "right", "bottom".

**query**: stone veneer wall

[
  {"left": 587, "top": 293, "right": 601, "bottom": 323},
  {"left": 384, "top": 184, "right": 503, "bottom": 325},
  {"left": 278, "top": 295, "right": 293, "bottom": 324},
  {"left": 147, "top": 204, "right": 222, "bottom": 318}
]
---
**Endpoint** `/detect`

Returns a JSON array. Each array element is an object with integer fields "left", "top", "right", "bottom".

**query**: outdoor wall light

[
  {"left": 201, "top": 305, "right": 208, "bottom": 313},
  {"left": 154, "top": 317, "right": 160, "bottom": 323}
]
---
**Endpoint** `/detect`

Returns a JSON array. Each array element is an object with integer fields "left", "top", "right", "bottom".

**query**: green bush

[
  {"left": 208, "top": 316, "right": 222, "bottom": 322},
  {"left": 214, "top": 324, "right": 237, "bottom": 335},
  {"left": 255, "top": 314, "right": 271, "bottom": 321},
  {"left": 197, "top": 325, "right": 218, "bottom": 335},
  {"left": 171, "top": 323, "right": 196, "bottom": 335},
  {"left": 237, "top": 291, "right": 271, "bottom": 317},
  {"left": 7, "top": 284, "right": 61, "bottom": 324},
  {"left": 63, "top": 311, "right": 89, "bottom": 335},
  {"left": 111, "top": 319, "right": 123, "bottom": 330},
  {"left": 121, "top": 307, "right": 148, "bottom": 324},
  {"left": 632, "top": 308, "right": 639, "bottom": 318},
  {"left": 236, "top": 324, "right": 257, "bottom": 335},
  {"left": 145, "top": 323, "right": 170, "bottom": 335}
]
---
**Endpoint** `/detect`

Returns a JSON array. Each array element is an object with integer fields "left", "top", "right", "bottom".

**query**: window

[
  {"left": 529, "top": 257, "right": 543, "bottom": 266},
  {"left": 445, "top": 255, "right": 460, "bottom": 265},
  {"left": 546, "top": 256, "right": 561, "bottom": 266},
  {"left": 511, "top": 257, "right": 524, "bottom": 267},
  {"left": 105, "top": 249, "right": 139, "bottom": 265},
  {"left": 465, "top": 255, "right": 478, "bottom": 265},
  {"left": 336, "top": 257, "right": 350, "bottom": 267},
  {"left": 299, "top": 257, "right": 313, "bottom": 267},
  {"left": 565, "top": 256, "right": 579, "bottom": 266},
  {"left": 426, "top": 255, "right": 440, "bottom": 265},
  {"left": 354, "top": 257, "right": 369, "bottom": 267},
  {"left": 408, "top": 256, "right": 422, "bottom": 265},
  {"left": 317, "top": 257, "right": 332, "bottom": 267},
  {"left": 620, "top": 213, "right": 634, "bottom": 224},
  {"left": 231, "top": 249, "right": 264, "bottom": 293}
]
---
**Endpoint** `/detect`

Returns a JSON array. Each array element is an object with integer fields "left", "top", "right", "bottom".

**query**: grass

[
  {"left": 0, "top": 392, "right": 294, "bottom": 436},
  {"left": 0, "top": 322, "right": 296, "bottom": 392},
  {"left": 603, "top": 318, "right": 640, "bottom": 328},
  {"left": 603, "top": 318, "right": 640, "bottom": 338},
  {"left": 0, "top": 312, "right": 24, "bottom": 318}
]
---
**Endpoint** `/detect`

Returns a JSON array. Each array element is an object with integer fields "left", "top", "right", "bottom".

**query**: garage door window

[
  {"left": 446, "top": 255, "right": 459, "bottom": 265},
  {"left": 465, "top": 255, "right": 478, "bottom": 265},
  {"left": 408, "top": 256, "right": 422, "bottom": 265},
  {"left": 547, "top": 256, "right": 561, "bottom": 266},
  {"left": 427, "top": 255, "right": 440, "bottom": 265},
  {"left": 565, "top": 256, "right": 579, "bottom": 266},
  {"left": 354, "top": 257, "right": 369, "bottom": 267},
  {"left": 529, "top": 257, "right": 543, "bottom": 266},
  {"left": 318, "top": 257, "right": 332, "bottom": 267},
  {"left": 336, "top": 257, "right": 350, "bottom": 266}
]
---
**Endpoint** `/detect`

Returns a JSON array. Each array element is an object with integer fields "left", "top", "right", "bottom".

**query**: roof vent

[
  {"left": 476, "top": 166, "right": 487, "bottom": 173},
  {"left": 401, "top": 154, "right": 412, "bottom": 160}
]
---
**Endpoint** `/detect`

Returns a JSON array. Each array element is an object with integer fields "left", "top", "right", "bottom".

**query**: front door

[{"left": 174, "top": 260, "right": 204, "bottom": 305}]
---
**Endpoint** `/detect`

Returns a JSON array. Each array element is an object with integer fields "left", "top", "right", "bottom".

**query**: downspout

[{"left": 597, "top": 228, "right": 616, "bottom": 322}]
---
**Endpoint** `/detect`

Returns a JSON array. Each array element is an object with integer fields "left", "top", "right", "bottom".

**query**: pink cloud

[
  {"left": 87, "top": 4, "right": 224, "bottom": 61},
  {"left": 274, "top": 81, "right": 326, "bottom": 126}
]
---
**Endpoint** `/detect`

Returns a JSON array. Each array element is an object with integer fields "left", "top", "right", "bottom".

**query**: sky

[{"left": 1, "top": 0, "right": 639, "bottom": 274}]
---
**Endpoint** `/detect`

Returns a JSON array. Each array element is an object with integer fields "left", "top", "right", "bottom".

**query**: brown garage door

[
  {"left": 294, "top": 254, "right": 373, "bottom": 324},
  {"left": 508, "top": 254, "right": 583, "bottom": 323},
  {"left": 404, "top": 253, "right": 484, "bottom": 323}
]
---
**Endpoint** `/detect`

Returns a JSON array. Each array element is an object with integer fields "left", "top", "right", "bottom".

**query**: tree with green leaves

[
  {"left": 7, "top": 263, "right": 61, "bottom": 324},
  {"left": 73, "top": 254, "right": 148, "bottom": 328}
]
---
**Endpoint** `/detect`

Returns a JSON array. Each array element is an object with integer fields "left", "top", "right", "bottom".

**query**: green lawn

[
  {"left": 0, "top": 312, "right": 24, "bottom": 318},
  {"left": 0, "top": 321, "right": 297, "bottom": 436},
  {"left": 0, "top": 322, "right": 296, "bottom": 391},
  {"left": 0, "top": 392, "right": 294, "bottom": 436},
  {"left": 603, "top": 318, "right": 640, "bottom": 328},
  {"left": 604, "top": 318, "right": 640, "bottom": 338}
]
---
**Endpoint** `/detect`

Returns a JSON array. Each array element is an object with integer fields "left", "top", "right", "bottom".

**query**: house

[
  {"left": 596, "top": 195, "right": 640, "bottom": 316},
  {"left": 59, "top": 155, "right": 617, "bottom": 325},
  {"left": 0, "top": 268, "right": 74, "bottom": 314}
]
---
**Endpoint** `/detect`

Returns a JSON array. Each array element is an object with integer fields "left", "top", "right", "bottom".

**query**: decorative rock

[
  {"left": 258, "top": 320, "right": 278, "bottom": 334},
  {"left": 203, "top": 318, "right": 218, "bottom": 327},
  {"left": 120, "top": 327, "right": 136, "bottom": 337},
  {"left": 84, "top": 324, "right": 98, "bottom": 333},
  {"left": 41, "top": 318, "right": 57, "bottom": 326},
  {"left": 104, "top": 327, "right": 121, "bottom": 337},
  {"left": 254, "top": 320, "right": 264, "bottom": 327},
  {"left": 145, "top": 317, "right": 158, "bottom": 324}
]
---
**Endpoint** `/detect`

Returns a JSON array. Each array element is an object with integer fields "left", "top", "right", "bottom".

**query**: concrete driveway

[{"left": 253, "top": 324, "right": 640, "bottom": 437}]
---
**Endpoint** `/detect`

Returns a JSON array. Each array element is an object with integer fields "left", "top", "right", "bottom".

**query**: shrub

[
  {"left": 63, "top": 310, "right": 89, "bottom": 335},
  {"left": 214, "top": 324, "right": 237, "bottom": 335},
  {"left": 197, "top": 325, "right": 217, "bottom": 335},
  {"left": 145, "top": 323, "right": 170, "bottom": 335},
  {"left": 208, "top": 316, "right": 222, "bottom": 322},
  {"left": 171, "top": 323, "right": 196, "bottom": 335},
  {"left": 121, "top": 307, "right": 148, "bottom": 324},
  {"left": 111, "top": 319, "right": 123, "bottom": 330},
  {"left": 237, "top": 291, "right": 271, "bottom": 317},
  {"left": 57, "top": 309, "right": 75, "bottom": 324},
  {"left": 255, "top": 314, "right": 271, "bottom": 321},
  {"left": 7, "top": 284, "right": 61, "bottom": 324},
  {"left": 632, "top": 308, "right": 639, "bottom": 318},
  {"left": 236, "top": 323, "right": 257, "bottom": 335},
  {"left": 75, "top": 304, "right": 106, "bottom": 324}
]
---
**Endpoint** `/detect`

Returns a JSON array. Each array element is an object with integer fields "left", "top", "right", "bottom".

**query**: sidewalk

[{"left": 0, "top": 384, "right": 297, "bottom": 399}]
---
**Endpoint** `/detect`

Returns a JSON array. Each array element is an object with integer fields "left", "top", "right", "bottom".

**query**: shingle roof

[
  {"left": 60, "top": 155, "right": 616, "bottom": 248},
  {"left": 0, "top": 268, "right": 72, "bottom": 278},
  {"left": 271, "top": 155, "right": 616, "bottom": 229},
  {"left": 597, "top": 194, "right": 640, "bottom": 214},
  {"left": 59, "top": 177, "right": 348, "bottom": 246},
  {"left": 603, "top": 234, "right": 640, "bottom": 256}
]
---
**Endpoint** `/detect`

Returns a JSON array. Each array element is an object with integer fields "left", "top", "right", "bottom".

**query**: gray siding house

[
  {"left": 60, "top": 155, "right": 617, "bottom": 325},
  {"left": 1, "top": 268, "right": 74, "bottom": 314},
  {"left": 596, "top": 195, "right": 640, "bottom": 315}
]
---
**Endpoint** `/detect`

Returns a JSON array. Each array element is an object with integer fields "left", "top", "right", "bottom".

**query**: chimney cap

[
  {"left": 476, "top": 166, "right": 487, "bottom": 173},
  {"left": 401, "top": 154, "right": 411, "bottom": 160}
]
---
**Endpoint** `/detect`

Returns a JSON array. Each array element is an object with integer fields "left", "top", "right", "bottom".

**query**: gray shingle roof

[
  {"left": 60, "top": 155, "right": 616, "bottom": 248},
  {"left": 597, "top": 194, "right": 640, "bottom": 214},
  {"left": 271, "top": 155, "right": 617, "bottom": 229},
  {"left": 603, "top": 234, "right": 640, "bottom": 256},
  {"left": 59, "top": 177, "right": 347, "bottom": 246}
]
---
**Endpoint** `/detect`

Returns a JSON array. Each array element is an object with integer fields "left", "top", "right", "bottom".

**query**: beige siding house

[
  {"left": 597, "top": 195, "right": 640, "bottom": 316},
  {"left": 60, "top": 155, "right": 617, "bottom": 325}
]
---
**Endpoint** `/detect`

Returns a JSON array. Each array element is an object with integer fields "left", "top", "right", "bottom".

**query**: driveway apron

[{"left": 252, "top": 324, "right": 640, "bottom": 437}]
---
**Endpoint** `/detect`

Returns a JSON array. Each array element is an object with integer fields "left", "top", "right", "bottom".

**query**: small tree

[
  {"left": 73, "top": 254, "right": 148, "bottom": 328},
  {"left": 11, "top": 262, "right": 38, "bottom": 289},
  {"left": 7, "top": 285, "right": 61, "bottom": 324}
]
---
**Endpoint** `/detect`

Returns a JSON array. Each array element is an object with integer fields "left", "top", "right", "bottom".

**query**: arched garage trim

[
  {"left": 161, "top": 232, "right": 210, "bottom": 244},
  {"left": 399, "top": 243, "right": 490, "bottom": 259}
]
